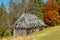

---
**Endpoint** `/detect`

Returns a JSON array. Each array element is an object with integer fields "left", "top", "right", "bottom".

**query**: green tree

[
  {"left": 0, "top": 2, "right": 7, "bottom": 37},
  {"left": 1, "top": 2, "right": 6, "bottom": 10},
  {"left": 29, "top": 0, "right": 44, "bottom": 20}
]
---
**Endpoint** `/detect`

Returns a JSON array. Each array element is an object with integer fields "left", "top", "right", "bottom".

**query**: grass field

[{"left": 1, "top": 25, "right": 60, "bottom": 40}]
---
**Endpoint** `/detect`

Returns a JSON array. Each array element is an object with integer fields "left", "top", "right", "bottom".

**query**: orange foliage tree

[{"left": 44, "top": 0, "right": 60, "bottom": 25}]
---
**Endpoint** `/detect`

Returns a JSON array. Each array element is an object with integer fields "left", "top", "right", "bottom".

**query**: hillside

[{"left": 1, "top": 25, "right": 60, "bottom": 40}]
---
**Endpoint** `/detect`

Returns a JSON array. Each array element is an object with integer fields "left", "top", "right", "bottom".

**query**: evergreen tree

[
  {"left": 29, "top": 0, "right": 44, "bottom": 20},
  {"left": 0, "top": 2, "right": 7, "bottom": 36},
  {"left": 1, "top": 2, "right": 6, "bottom": 10}
]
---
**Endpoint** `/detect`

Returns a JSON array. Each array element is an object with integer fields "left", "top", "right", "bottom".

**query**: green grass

[
  {"left": 38, "top": 26, "right": 60, "bottom": 40},
  {"left": 39, "top": 30, "right": 60, "bottom": 40},
  {"left": 1, "top": 25, "right": 60, "bottom": 40}
]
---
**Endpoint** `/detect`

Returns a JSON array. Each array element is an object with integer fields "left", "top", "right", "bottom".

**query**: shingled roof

[{"left": 14, "top": 13, "right": 46, "bottom": 29}]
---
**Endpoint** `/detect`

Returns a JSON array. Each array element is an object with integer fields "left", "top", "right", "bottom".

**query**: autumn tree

[{"left": 44, "top": 0, "right": 60, "bottom": 25}]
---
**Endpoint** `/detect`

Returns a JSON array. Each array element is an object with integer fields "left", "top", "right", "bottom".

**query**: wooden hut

[{"left": 13, "top": 13, "right": 46, "bottom": 36}]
